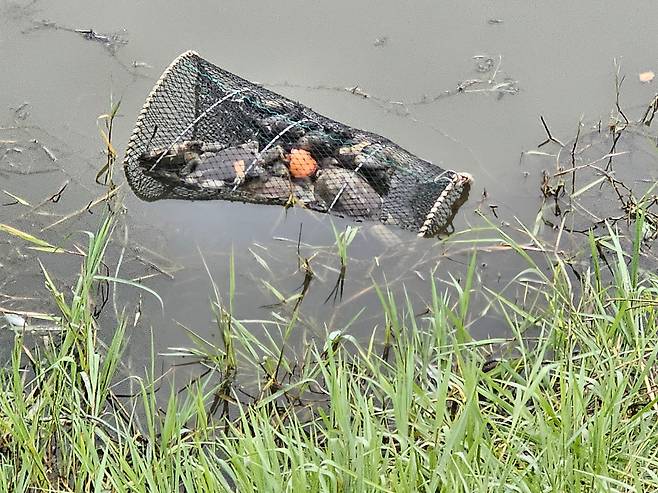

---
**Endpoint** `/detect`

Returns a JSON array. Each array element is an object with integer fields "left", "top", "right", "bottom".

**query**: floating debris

[
  {"left": 4, "top": 312, "right": 26, "bottom": 327},
  {"left": 2, "top": 190, "right": 31, "bottom": 206},
  {"left": 24, "top": 20, "right": 128, "bottom": 54},
  {"left": 74, "top": 27, "right": 128, "bottom": 53},
  {"left": 473, "top": 55, "right": 495, "bottom": 73},
  {"left": 30, "top": 139, "right": 56, "bottom": 162},
  {"left": 639, "top": 71, "right": 655, "bottom": 83},
  {"left": 345, "top": 86, "right": 370, "bottom": 98},
  {"left": 132, "top": 61, "right": 153, "bottom": 69},
  {"left": 11, "top": 101, "right": 30, "bottom": 121}
]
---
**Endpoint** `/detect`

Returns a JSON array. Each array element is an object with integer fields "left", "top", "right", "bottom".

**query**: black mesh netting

[{"left": 123, "top": 51, "right": 472, "bottom": 237}]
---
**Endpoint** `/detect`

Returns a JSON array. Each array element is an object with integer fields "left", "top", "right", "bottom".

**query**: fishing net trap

[{"left": 123, "top": 51, "right": 472, "bottom": 237}]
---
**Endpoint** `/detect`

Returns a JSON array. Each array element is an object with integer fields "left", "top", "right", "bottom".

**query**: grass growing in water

[
  {"left": 2, "top": 212, "right": 658, "bottom": 491},
  {"left": 325, "top": 223, "right": 358, "bottom": 303}
]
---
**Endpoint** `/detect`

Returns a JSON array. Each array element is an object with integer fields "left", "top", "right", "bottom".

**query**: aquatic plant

[{"left": 1, "top": 208, "right": 658, "bottom": 491}]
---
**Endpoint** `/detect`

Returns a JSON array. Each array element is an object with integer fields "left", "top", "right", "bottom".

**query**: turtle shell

[
  {"left": 294, "top": 180, "right": 316, "bottom": 204},
  {"left": 255, "top": 114, "right": 305, "bottom": 139},
  {"left": 314, "top": 167, "right": 382, "bottom": 218},
  {"left": 183, "top": 144, "right": 264, "bottom": 189},
  {"left": 296, "top": 130, "right": 339, "bottom": 158},
  {"left": 242, "top": 176, "right": 292, "bottom": 200},
  {"left": 138, "top": 140, "right": 204, "bottom": 172}
]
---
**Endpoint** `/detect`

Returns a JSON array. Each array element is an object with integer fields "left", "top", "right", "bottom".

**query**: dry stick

[
  {"left": 614, "top": 68, "right": 630, "bottom": 127},
  {"left": 605, "top": 64, "right": 629, "bottom": 173},
  {"left": 148, "top": 89, "right": 247, "bottom": 173},
  {"left": 489, "top": 55, "right": 502, "bottom": 84},
  {"left": 265, "top": 55, "right": 515, "bottom": 109},
  {"left": 585, "top": 163, "right": 631, "bottom": 205},
  {"left": 133, "top": 254, "right": 176, "bottom": 280},
  {"left": 570, "top": 118, "right": 582, "bottom": 196},
  {"left": 41, "top": 185, "right": 122, "bottom": 232},
  {"left": 553, "top": 152, "right": 630, "bottom": 178},
  {"left": 570, "top": 198, "right": 605, "bottom": 223},
  {"left": 605, "top": 129, "right": 623, "bottom": 172},
  {"left": 49, "top": 182, "right": 68, "bottom": 203},
  {"left": 641, "top": 95, "right": 658, "bottom": 126},
  {"left": 538, "top": 116, "right": 565, "bottom": 148},
  {"left": 0, "top": 306, "right": 56, "bottom": 320},
  {"left": 17, "top": 181, "right": 70, "bottom": 220},
  {"left": 132, "top": 243, "right": 179, "bottom": 266},
  {"left": 1, "top": 165, "right": 59, "bottom": 177},
  {"left": 38, "top": 141, "right": 57, "bottom": 162}
]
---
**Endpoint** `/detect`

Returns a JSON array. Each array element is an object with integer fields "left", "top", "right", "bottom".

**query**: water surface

[{"left": 2, "top": 0, "right": 658, "bottom": 369}]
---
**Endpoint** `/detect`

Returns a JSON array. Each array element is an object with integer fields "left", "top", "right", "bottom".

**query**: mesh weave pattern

[{"left": 123, "top": 51, "right": 471, "bottom": 237}]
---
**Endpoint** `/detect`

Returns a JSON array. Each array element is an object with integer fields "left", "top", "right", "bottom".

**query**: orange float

[{"left": 287, "top": 148, "right": 317, "bottom": 178}]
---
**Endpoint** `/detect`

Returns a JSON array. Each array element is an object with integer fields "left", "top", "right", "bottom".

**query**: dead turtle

[{"left": 314, "top": 167, "right": 382, "bottom": 218}]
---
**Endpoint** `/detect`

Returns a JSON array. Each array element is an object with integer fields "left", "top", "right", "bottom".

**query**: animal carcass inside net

[{"left": 123, "top": 51, "right": 471, "bottom": 237}]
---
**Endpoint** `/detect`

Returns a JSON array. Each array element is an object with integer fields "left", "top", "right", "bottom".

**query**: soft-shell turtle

[
  {"left": 294, "top": 180, "right": 316, "bottom": 204},
  {"left": 353, "top": 144, "right": 390, "bottom": 170},
  {"left": 266, "top": 160, "right": 290, "bottom": 178},
  {"left": 314, "top": 167, "right": 382, "bottom": 218},
  {"left": 337, "top": 140, "right": 370, "bottom": 167},
  {"left": 182, "top": 141, "right": 265, "bottom": 189},
  {"left": 139, "top": 141, "right": 202, "bottom": 177},
  {"left": 296, "top": 130, "right": 338, "bottom": 159},
  {"left": 337, "top": 141, "right": 391, "bottom": 171},
  {"left": 241, "top": 174, "right": 316, "bottom": 205},
  {"left": 139, "top": 141, "right": 225, "bottom": 171},
  {"left": 255, "top": 114, "right": 305, "bottom": 139},
  {"left": 242, "top": 176, "right": 292, "bottom": 200},
  {"left": 319, "top": 157, "right": 340, "bottom": 168},
  {"left": 141, "top": 139, "right": 287, "bottom": 190}
]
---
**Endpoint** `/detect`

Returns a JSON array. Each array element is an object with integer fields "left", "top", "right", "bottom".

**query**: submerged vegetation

[{"left": 1, "top": 206, "right": 658, "bottom": 491}]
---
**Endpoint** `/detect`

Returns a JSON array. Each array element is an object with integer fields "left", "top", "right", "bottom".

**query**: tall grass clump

[{"left": 2, "top": 211, "right": 658, "bottom": 491}]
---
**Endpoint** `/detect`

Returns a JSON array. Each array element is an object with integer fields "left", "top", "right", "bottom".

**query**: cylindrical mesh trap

[{"left": 123, "top": 51, "right": 471, "bottom": 237}]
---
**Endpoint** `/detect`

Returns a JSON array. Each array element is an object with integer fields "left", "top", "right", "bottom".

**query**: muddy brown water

[{"left": 2, "top": 0, "right": 658, "bottom": 376}]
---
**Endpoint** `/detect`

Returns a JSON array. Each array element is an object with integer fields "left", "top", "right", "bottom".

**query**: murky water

[{"left": 2, "top": 0, "right": 658, "bottom": 369}]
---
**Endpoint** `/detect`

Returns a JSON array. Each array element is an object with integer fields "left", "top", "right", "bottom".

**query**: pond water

[{"left": 2, "top": 0, "right": 658, "bottom": 371}]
